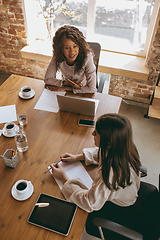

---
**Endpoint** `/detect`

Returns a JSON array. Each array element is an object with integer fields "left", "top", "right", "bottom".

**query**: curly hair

[
  {"left": 52, "top": 25, "right": 94, "bottom": 72},
  {"left": 96, "top": 114, "right": 141, "bottom": 191}
]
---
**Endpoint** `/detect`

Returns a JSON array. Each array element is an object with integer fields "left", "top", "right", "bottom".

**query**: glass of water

[
  {"left": 17, "top": 112, "right": 28, "bottom": 126},
  {"left": 14, "top": 126, "right": 28, "bottom": 152}
]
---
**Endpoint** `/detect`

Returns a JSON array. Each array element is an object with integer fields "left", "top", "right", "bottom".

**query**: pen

[
  {"left": 11, "top": 150, "right": 17, "bottom": 159},
  {"left": 12, "top": 150, "right": 17, "bottom": 157},
  {"left": 35, "top": 203, "right": 49, "bottom": 207},
  {"left": 44, "top": 159, "right": 62, "bottom": 174}
]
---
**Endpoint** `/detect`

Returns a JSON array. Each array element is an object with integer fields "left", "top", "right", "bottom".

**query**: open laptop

[{"left": 57, "top": 95, "right": 99, "bottom": 117}]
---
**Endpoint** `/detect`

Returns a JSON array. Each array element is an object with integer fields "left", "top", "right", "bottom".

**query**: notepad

[
  {"left": 34, "top": 89, "right": 66, "bottom": 113},
  {"left": 49, "top": 161, "right": 93, "bottom": 190},
  {"left": 0, "top": 105, "right": 17, "bottom": 124},
  {"left": 28, "top": 193, "right": 77, "bottom": 236}
]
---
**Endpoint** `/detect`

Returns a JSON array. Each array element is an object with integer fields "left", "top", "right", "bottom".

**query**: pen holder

[{"left": 1, "top": 149, "right": 19, "bottom": 168}]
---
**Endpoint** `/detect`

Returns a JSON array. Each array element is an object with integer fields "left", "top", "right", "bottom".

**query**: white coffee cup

[
  {"left": 21, "top": 86, "right": 32, "bottom": 97},
  {"left": 15, "top": 179, "right": 29, "bottom": 195},
  {"left": 4, "top": 122, "right": 16, "bottom": 134}
]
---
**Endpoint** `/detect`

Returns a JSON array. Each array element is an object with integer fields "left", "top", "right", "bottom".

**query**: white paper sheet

[
  {"left": 0, "top": 105, "right": 17, "bottom": 124},
  {"left": 34, "top": 89, "right": 66, "bottom": 113},
  {"left": 49, "top": 161, "right": 93, "bottom": 190}
]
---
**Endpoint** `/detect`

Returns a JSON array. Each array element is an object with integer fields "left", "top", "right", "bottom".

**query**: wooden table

[{"left": 0, "top": 74, "right": 122, "bottom": 240}]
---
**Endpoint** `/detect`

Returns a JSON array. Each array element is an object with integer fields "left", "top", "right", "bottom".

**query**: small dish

[
  {"left": 11, "top": 181, "right": 34, "bottom": 201},
  {"left": 3, "top": 125, "right": 19, "bottom": 138},
  {"left": 19, "top": 89, "right": 35, "bottom": 99}
]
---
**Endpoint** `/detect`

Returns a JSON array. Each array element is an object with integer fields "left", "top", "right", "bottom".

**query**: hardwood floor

[{"left": 0, "top": 72, "right": 11, "bottom": 86}]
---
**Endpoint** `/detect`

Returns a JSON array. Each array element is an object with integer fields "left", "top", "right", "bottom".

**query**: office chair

[
  {"left": 85, "top": 170, "right": 159, "bottom": 240},
  {"left": 87, "top": 42, "right": 106, "bottom": 93}
]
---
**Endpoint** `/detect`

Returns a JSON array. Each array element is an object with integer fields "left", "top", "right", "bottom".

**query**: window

[
  {"left": 23, "top": 0, "right": 160, "bottom": 57},
  {"left": 92, "top": 0, "right": 156, "bottom": 55}
]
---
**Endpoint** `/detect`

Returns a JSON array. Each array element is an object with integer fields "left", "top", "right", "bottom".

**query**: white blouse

[
  {"left": 44, "top": 52, "right": 96, "bottom": 93},
  {"left": 61, "top": 147, "right": 140, "bottom": 213}
]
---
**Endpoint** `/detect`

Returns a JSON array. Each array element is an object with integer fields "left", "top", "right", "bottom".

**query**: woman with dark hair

[
  {"left": 50, "top": 113, "right": 141, "bottom": 213},
  {"left": 44, "top": 25, "right": 96, "bottom": 93}
]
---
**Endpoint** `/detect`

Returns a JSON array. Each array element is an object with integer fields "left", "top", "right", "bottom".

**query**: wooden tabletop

[{"left": 0, "top": 74, "right": 122, "bottom": 240}]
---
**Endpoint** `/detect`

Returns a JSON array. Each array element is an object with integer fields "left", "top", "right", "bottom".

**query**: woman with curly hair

[{"left": 44, "top": 25, "right": 96, "bottom": 93}]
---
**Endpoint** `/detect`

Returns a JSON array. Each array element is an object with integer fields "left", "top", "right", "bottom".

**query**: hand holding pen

[
  {"left": 45, "top": 159, "right": 69, "bottom": 184},
  {"left": 44, "top": 159, "right": 62, "bottom": 174}
]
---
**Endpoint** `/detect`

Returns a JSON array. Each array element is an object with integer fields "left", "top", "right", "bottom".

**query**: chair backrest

[
  {"left": 86, "top": 180, "right": 159, "bottom": 240},
  {"left": 87, "top": 42, "right": 101, "bottom": 88},
  {"left": 87, "top": 42, "right": 101, "bottom": 73},
  {"left": 127, "top": 181, "right": 159, "bottom": 239}
]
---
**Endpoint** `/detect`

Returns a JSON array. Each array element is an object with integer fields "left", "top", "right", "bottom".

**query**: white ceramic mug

[
  {"left": 15, "top": 179, "right": 29, "bottom": 195},
  {"left": 4, "top": 122, "right": 16, "bottom": 134},
  {"left": 21, "top": 86, "right": 32, "bottom": 97}
]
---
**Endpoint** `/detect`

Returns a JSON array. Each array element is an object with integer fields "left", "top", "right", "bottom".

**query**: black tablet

[{"left": 28, "top": 193, "right": 77, "bottom": 236}]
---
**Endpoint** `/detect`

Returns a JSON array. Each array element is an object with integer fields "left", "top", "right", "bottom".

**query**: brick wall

[
  {"left": 109, "top": 12, "right": 160, "bottom": 104},
  {"left": 0, "top": 0, "right": 48, "bottom": 79},
  {"left": 109, "top": 76, "right": 154, "bottom": 104},
  {"left": 0, "top": 0, "right": 160, "bottom": 102}
]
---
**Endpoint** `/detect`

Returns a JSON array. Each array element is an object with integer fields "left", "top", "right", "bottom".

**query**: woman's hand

[
  {"left": 60, "top": 153, "right": 85, "bottom": 162},
  {"left": 50, "top": 163, "right": 69, "bottom": 184},
  {"left": 64, "top": 79, "right": 82, "bottom": 89},
  {"left": 45, "top": 85, "right": 72, "bottom": 92}
]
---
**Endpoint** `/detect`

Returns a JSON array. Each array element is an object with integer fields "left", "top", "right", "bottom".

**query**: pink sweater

[{"left": 44, "top": 52, "right": 96, "bottom": 93}]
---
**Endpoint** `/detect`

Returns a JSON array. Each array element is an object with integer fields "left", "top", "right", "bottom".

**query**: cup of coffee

[
  {"left": 21, "top": 86, "right": 32, "bottom": 97},
  {"left": 4, "top": 122, "right": 16, "bottom": 134},
  {"left": 15, "top": 180, "right": 29, "bottom": 195}
]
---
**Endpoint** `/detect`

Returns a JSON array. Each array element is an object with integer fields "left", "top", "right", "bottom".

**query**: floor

[{"left": 1, "top": 72, "right": 160, "bottom": 239}]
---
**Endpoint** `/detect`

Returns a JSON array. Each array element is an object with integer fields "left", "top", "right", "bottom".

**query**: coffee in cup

[
  {"left": 17, "top": 182, "right": 27, "bottom": 190},
  {"left": 4, "top": 122, "right": 16, "bottom": 134},
  {"left": 15, "top": 180, "right": 28, "bottom": 195},
  {"left": 21, "top": 86, "right": 32, "bottom": 97}
]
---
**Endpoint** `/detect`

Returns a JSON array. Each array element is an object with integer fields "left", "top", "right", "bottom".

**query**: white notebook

[
  {"left": 49, "top": 161, "right": 93, "bottom": 190},
  {"left": 34, "top": 89, "right": 66, "bottom": 113}
]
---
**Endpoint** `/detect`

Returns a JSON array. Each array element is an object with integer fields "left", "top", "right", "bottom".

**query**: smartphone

[
  {"left": 78, "top": 119, "right": 95, "bottom": 127},
  {"left": 67, "top": 79, "right": 82, "bottom": 89}
]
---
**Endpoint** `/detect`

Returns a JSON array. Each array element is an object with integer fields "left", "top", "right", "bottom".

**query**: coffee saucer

[
  {"left": 19, "top": 89, "right": 35, "bottom": 99},
  {"left": 3, "top": 125, "right": 19, "bottom": 138},
  {"left": 11, "top": 181, "right": 34, "bottom": 201}
]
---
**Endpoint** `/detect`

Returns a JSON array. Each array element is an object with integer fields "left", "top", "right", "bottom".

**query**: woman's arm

[
  {"left": 45, "top": 85, "right": 73, "bottom": 92},
  {"left": 83, "top": 147, "right": 99, "bottom": 166},
  {"left": 73, "top": 52, "right": 96, "bottom": 94},
  {"left": 44, "top": 57, "right": 64, "bottom": 87},
  {"left": 62, "top": 175, "right": 111, "bottom": 212},
  {"left": 60, "top": 152, "right": 85, "bottom": 162},
  {"left": 60, "top": 148, "right": 99, "bottom": 166}
]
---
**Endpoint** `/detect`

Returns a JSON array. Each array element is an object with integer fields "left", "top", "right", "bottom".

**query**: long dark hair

[
  {"left": 96, "top": 114, "right": 141, "bottom": 190},
  {"left": 52, "top": 25, "right": 94, "bottom": 72}
]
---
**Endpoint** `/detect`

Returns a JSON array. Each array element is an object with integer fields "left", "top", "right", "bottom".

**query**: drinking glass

[
  {"left": 17, "top": 112, "right": 28, "bottom": 126},
  {"left": 14, "top": 126, "right": 28, "bottom": 152}
]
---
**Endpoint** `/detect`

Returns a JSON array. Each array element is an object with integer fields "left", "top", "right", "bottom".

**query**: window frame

[{"left": 22, "top": 0, "right": 160, "bottom": 58}]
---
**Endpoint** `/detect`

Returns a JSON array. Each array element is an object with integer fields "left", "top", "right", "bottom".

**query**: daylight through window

[{"left": 23, "top": 0, "right": 158, "bottom": 56}]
